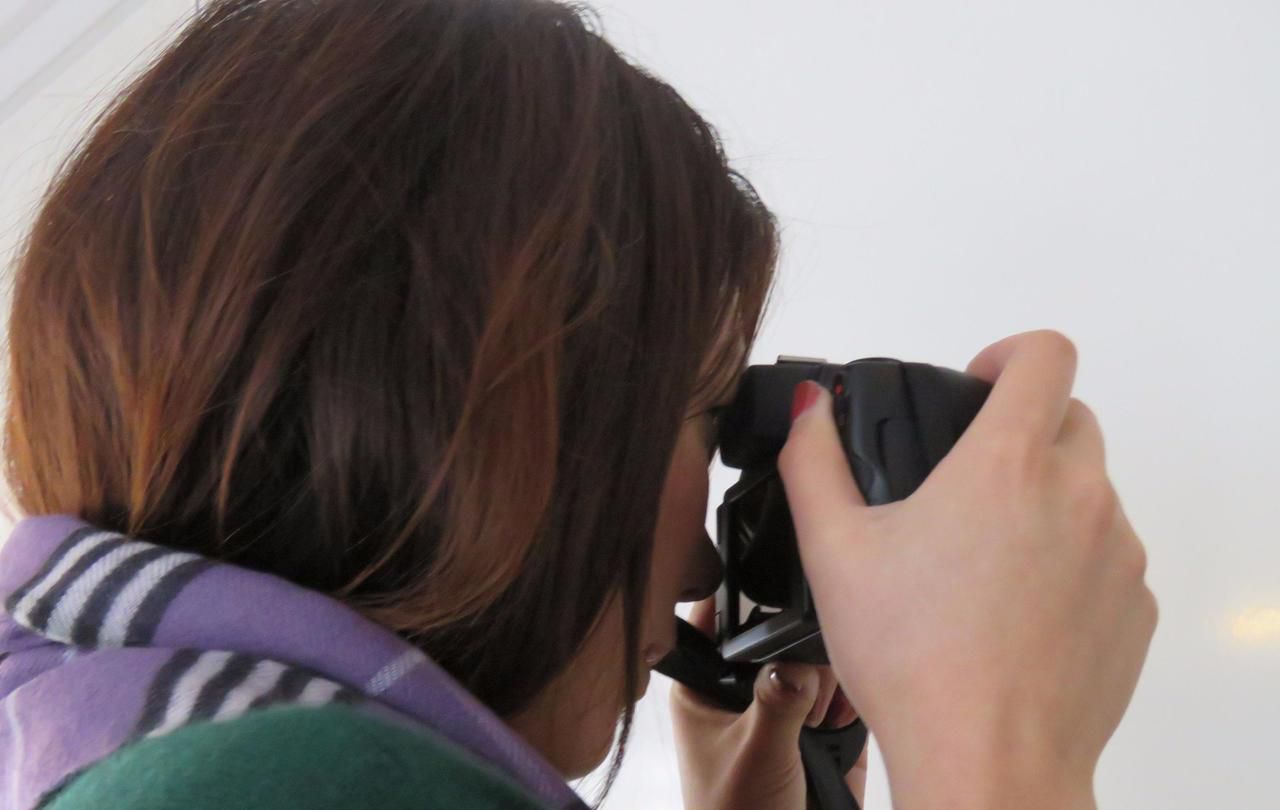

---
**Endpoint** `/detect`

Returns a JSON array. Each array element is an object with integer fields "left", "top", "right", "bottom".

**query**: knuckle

[
  {"left": 1035, "top": 329, "right": 1079, "bottom": 366},
  {"left": 1141, "top": 586, "right": 1160, "bottom": 632},
  {"left": 1123, "top": 538, "right": 1149, "bottom": 581},
  {"left": 1066, "top": 397, "right": 1098, "bottom": 430},
  {"left": 1064, "top": 396, "right": 1105, "bottom": 460},
  {"left": 1072, "top": 471, "right": 1118, "bottom": 538},
  {"left": 1066, "top": 398, "right": 1106, "bottom": 450}
]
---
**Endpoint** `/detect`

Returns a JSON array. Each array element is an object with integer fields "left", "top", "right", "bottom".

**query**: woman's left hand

[{"left": 669, "top": 598, "right": 868, "bottom": 810}]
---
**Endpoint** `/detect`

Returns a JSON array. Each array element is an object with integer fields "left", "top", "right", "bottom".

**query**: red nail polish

[{"left": 791, "top": 380, "right": 822, "bottom": 422}]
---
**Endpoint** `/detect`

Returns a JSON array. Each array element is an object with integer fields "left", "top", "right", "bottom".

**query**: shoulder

[{"left": 43, "top": 702, "right": 551, "bottom": 809}]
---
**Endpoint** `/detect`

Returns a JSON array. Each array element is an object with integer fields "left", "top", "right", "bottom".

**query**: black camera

[
  {"left": 656, "top": 355, "right": 992, "bottom": 810},
  {"left": 715, "top": 355, "right": 992, "bottom": 666}
]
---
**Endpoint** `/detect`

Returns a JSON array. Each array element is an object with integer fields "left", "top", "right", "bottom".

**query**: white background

[{"left": 2, "top": 2, "right": 1277, "bottom": 808}]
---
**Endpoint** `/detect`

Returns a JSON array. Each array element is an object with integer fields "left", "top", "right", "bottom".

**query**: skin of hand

[
  {"left": 670, "top": 596, "right": 867, "bottom": 810},
  {"left": 776, "top": 329, "right": 1158, "bottom": 810}
]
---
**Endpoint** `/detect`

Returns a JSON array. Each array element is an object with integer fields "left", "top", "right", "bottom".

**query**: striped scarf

[{"left": 0, "top": 514, "right": 588, "bottom": 810}]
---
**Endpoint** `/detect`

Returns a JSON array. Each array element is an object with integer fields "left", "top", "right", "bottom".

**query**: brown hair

[{"left": 3, "top": 0, "right": 777, "bottom": 790}]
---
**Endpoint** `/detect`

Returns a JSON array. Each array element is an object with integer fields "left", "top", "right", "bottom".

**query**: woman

[{"left": 0, "top": 0, "right": 1157, "bottom": 808}]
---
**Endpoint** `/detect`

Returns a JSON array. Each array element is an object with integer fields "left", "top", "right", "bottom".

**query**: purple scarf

[{"left": 0, "top": 514, "right": 589, "bottom": 810}]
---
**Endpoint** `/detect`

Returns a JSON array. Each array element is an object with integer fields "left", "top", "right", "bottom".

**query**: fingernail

[
  {"left": 790, "top": 381, "right": 822, "bottom": 422},
  {"left": 769, "top": 664, "right": 803, "bottom": 694}
]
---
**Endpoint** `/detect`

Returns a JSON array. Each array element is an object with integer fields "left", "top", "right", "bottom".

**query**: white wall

[{"left": 3, "top": 2, "right": 1277, "bottom": 808}]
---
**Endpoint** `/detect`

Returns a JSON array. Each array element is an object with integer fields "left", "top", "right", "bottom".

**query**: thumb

[
  {"left": 776, "top": 381, "right": 867, "bottom": 549},
  {"left": 740, "top": 661, "right": 822, "bottom": 750}
]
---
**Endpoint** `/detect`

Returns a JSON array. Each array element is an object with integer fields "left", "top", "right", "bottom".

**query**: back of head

[{"left": 3, "top": 0, "right": 777, "bottom": 769}]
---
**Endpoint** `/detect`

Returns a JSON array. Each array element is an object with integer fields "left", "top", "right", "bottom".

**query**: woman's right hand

[{"left": 776, "top": 329, "right": 1158, "bottom": 810}]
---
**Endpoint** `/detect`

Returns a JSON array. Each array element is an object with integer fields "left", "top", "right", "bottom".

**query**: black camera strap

[{"left": 656, "top": 617, "right": 869, "bottom": 810}]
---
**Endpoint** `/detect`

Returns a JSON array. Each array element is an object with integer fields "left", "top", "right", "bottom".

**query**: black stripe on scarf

[
  {"left": 25, "top": 537, "right": 122, "bottom": 632},
  {"left": 122, "top": 558, "right": 216, "bottom": 646},
  {"left": 248, "top": 666, "right": 313, "bottom": 710},
  {"left": 134, "top": 648, "right": 203, "bottom": 737},
  {"left": 189, "top": 653, "right": 259, "bottom": 722},
  {"left": 4, "top": 527, "right": 100, "bottom": 615},
  {"left": 69, "top": 546, "right": 174, "bottom": 647}
]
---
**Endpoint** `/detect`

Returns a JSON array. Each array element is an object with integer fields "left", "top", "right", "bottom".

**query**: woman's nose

[{"left": 678, "top": 529, "right": 723, "bottom": 602}]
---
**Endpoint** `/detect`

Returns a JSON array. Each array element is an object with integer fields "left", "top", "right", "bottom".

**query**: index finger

[{"left": 964, "top": 329, "right": 1079, "bottom": 450}]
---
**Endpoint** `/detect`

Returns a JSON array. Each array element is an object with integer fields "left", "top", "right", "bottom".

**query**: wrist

[
  {"left": 877, "top": 723, "right": 1097, "bottom": 810},
  {"left": 889, "top": 766, "right": 1096, "bottom": 810}
]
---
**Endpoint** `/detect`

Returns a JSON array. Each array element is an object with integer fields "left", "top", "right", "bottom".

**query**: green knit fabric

[{"left": 42, "top": 702, "right": 554, "bottom": 809}]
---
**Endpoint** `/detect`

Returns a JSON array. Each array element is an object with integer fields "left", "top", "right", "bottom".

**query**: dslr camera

[{"left": 657, "top": 355, "right": 992, "bottom": 810}]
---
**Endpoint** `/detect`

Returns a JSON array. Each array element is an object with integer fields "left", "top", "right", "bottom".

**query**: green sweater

[{"left": 43, "top": 703, "right": 554, "bottom": 809}]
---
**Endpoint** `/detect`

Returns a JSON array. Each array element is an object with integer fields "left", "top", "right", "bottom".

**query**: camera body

[
  {"left": 655, "top": 354, "right": 993, "bottom": 809},
  {"left": 714, "top": 355, "right": 993, "bottom": 665}
]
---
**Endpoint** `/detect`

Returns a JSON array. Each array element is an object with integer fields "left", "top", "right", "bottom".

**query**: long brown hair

[{"left": 3, "top": 0, "right": 777, "bottom": 792}]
